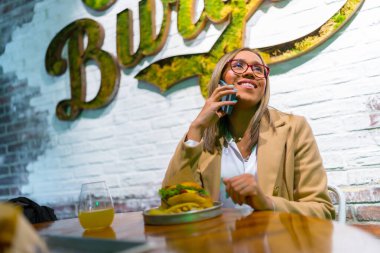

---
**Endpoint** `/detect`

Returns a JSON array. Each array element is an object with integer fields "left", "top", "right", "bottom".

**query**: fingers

[
  {"left": 192, "top": 86, "right": 236, "bottom": 130},
  {"left": 215, "top": 110, "right": 226, "bottom": 119},
  {"left": 192, "top": 83, "right": 237, "bottom": 127},
  {"left": 230, "top": 174, "right": 256, "bottom": 191},
  {"left": 223, "top": 174, "right": 259, "bottom": 205},
  {"left": 210, "top": 85, "right": 237, "bottom": 101},
  {"left": 224, "top": 175, "right": 272, "bottom": 210},
  {"left": 215, "top": 100, "right": 237, "bottom": 116},
  {"left": 223, "top": 178, "right": 235, "bottom": 202}
]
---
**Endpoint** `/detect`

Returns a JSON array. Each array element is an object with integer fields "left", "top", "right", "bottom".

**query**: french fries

[{"left": 148, "top": 202, "right": 204, "bottom": 215}]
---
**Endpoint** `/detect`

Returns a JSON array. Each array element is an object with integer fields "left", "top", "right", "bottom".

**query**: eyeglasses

[{"left": 229, "top": 60, "right": 270, "bottom": 79}]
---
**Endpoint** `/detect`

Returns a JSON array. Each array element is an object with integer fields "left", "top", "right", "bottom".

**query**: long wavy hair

[{"left": 203, "top": 48, "right": 272, "bottom": 153}]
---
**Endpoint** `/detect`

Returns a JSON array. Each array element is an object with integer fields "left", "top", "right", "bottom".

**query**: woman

[{"left": 162, "top": 48, "right": 335, "bottom": 219}]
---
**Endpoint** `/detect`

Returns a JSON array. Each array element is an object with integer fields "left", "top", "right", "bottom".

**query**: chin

[{"left": 234, "top": 100, "right": 260, "bottom": 110}]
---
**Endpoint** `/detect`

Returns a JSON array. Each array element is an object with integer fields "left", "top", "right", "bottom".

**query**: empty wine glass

[{"left": 78, "top": 181, "right": 114, "bottom": 230}]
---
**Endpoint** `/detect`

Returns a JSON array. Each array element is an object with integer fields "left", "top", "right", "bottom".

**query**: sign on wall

[{"left": 45, "top": 0, "right": 364, "bottom": 120}]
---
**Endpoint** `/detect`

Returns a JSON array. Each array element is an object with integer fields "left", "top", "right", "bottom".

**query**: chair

[{"left": 328, "top": 185, "right": 346, "bottom": 223}]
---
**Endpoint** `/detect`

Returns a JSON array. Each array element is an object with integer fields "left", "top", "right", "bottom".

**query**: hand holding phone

[{"left": 219, "top": 80, "right": 237, "bottom": 115}]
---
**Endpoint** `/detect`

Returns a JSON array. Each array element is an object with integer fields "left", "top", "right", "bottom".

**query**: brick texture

[
  {"left": 356, "top": 206, "right": 380, "bottom": 222},
  {"left": 0, "top": 0, "right": 47, "bottom": 201},
  {"left": 0, "top": 66, "right": 49, "bottom": 200},
  {"left": 345, "top": 187, "right": 380, "bottom": 204},
  {"left": 0, "top": 0, "right": 379, "bottom": 224},
  {"left": 0, "top": 0, "right": 42, "bottom": 55}
]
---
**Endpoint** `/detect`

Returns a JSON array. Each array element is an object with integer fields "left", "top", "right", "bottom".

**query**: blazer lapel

[
  {"left": 257, "top": 110, "right": 288, "bottom": 195},
  {"left": 199, "top": 151, "right": 221, "bottom": 201}
]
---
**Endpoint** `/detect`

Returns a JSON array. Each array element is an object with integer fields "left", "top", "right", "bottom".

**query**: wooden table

[{"left": 34, "top": 209, "right": 380, "bottom": 253}]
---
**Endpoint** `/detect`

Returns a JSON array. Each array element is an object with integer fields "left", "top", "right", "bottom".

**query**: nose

[{"left": 243, "top": 67, "right": 255, "bottom": 79}]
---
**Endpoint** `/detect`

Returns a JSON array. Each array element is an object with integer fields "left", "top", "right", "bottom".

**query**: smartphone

[{"left": 219, "top": 80, "right": 236, "bottom": 115}]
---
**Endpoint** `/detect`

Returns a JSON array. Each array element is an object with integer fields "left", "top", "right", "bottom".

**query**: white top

[{"left": 184, "top": 138, "right": 257, "bottom": 213}]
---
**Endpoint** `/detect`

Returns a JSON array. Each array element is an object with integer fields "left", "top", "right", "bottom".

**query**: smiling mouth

[{"left": 240, "top": 82, "right": 257, "bottom": 89}]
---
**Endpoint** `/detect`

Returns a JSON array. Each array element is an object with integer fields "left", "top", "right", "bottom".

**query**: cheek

[
  {"left": 259, "top": 82, "right": 267, "bottom": 95},
  {"left": 223, "top": 70, "right": 236, "bottom": 84}
]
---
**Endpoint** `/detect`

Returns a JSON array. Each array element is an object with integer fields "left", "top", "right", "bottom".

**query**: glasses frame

[{"left": 228, "top": 59, "right": 270, "bottom": 79}]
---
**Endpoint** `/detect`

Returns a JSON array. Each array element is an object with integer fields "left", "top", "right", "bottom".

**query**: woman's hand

[
  {"left": 223, "top": 174, "right": 274, "bottom": 211},
  {"left": 187, "top": 85, "right": 237, "bottom": 141}
]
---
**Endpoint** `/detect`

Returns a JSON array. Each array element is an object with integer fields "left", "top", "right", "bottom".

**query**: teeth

[{"left": 241, "top": 83, "right": 256, "bottom": 88}]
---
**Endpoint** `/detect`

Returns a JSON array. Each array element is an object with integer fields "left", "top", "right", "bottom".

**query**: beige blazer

[{"left": 162, "top": 108, "right": 335, "bottom": 220}]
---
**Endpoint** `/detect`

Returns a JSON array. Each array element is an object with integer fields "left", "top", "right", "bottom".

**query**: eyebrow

[{"left": 232, "top": 58, "right": 263, "bottom": 64}]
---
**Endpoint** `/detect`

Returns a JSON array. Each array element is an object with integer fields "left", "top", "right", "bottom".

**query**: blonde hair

[{"left": 203, "top": 48, "right": 272, "bottom": 153}]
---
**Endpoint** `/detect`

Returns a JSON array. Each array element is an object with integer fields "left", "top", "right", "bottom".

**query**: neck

[{"left": 228, "top": 108, "right": 257, "bottom": 139}]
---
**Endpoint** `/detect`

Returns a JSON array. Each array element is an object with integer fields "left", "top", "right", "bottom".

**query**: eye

[
  {"left": 252, "top": 65, "right": 264, "bottom": 73},
  {"left": 231, "top": 61, "right": 246, "bottom": 69}
]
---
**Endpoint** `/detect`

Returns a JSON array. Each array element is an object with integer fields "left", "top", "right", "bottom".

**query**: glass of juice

[{"left": 78, "top": 181, "right": 115, "bottom": 230}]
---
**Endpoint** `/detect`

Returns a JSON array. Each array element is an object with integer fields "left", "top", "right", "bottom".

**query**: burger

[{"left": 158, "top": 182, "right": 213, "bottom": 212}]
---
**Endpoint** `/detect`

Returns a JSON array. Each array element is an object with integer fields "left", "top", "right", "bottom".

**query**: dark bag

[{"left": 8, "top": 197, "right": 58, "bottom": 224}]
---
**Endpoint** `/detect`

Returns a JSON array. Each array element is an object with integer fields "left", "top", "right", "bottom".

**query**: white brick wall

[{"left": 0, "top": 0, "right": 379, "bottom": 220}]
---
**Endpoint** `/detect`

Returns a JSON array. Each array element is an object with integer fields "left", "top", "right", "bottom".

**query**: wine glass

[{"left": 78, "top": 181, "right": 114, "bottom": 230}]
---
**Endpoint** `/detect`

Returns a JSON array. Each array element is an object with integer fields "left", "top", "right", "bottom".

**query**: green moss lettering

[
  {"left": 45, "top": 19, "right": 120, "bottom": 120},
  {"left": 82, "top": 0, "right": 116, "bottom": 11},
  {"left": 46, "top": 0, "right": 364, "bottom": 120}
]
